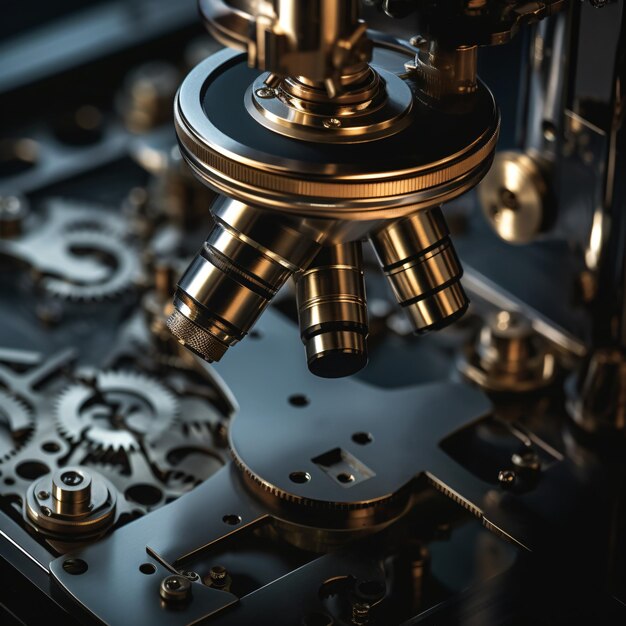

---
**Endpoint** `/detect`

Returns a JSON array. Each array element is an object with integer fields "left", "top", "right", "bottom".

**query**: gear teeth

[
  {"left": 0, "top": 390, "right": 35, "bottom": 462},
  {"left": 40, "top": 230, "right": 140, "bottom": 302},
  {"left": 54, "top": 370, "right": 180, "bottom": 455},
  {"left": 229, "top": 444, "right": 405, "bottom": 512}
]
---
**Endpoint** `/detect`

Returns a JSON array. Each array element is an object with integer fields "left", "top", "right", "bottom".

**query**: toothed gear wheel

[
  {"left": 40, "top": 230, "right": 139, "bottom": 301},
  {"left": 55, "top": 371, "right": 179, "bottom": 453},
  {"left": 0, "top": 390, "right": 34, "bottom": 462}
]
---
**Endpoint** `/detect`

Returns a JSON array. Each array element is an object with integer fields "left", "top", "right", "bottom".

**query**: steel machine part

[
  {"left": 295, "top": 242, "right": 369, "bottom": 378},
  {"left": 459, "top": 310, "right": 557, "bottom": 393},
  {"left": 25, "top": 467, "right": 117, "bottom": 540},
  {"left": 55, "top": 370, "right": 179, "bottom": 454},
  {"left": 370, "top": 206, "right": 468, "bottom": 333}
]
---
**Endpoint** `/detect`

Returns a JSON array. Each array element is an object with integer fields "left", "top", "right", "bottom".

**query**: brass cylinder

[
  {"left": 369, "top": 207, "right": 468, "bottom": 333},
  {"left": 167, "top": 198, "right": 322, "bottom": 362},
  {"left": 295, "top": 242, "right": 368, "bottom": 378}
]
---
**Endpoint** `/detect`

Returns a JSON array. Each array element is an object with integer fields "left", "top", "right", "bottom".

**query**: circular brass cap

[{"left": 478, "top": 151, "right": 550, "bottom": 244}]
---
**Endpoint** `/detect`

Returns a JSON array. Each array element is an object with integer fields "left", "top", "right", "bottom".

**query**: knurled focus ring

[
  {"left": 166, "top": 309, "right": 228, "bottom": 362},
  {"left": 175, "top": 107, "right": 499, "bottom": 209}
]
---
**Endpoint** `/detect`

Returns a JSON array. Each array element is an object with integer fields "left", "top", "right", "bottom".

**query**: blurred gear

[
  {"left": 0, "top": 199, "right": 140, "bottom": 302},
  {"left": 0, "top": 389, "right": 34, "bottom": 461},
  {"left": 40, "top": 230, "right": 140, "bottom": 301},
  {"left": 55, "top": 371, "right": 179, "bottom": 453}
]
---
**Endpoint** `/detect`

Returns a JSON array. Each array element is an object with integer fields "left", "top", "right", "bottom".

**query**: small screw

[
  {"left": 160, "top": 575, "right": 192, "bottom": 603},
  {"left": 182, "top": 570, "right": 200, "bottom": 582},
  {"left": 37, "top": 490, "right": 50, "bottom": 500},
  {"left": 255, "top": 87, "right": 275, "bottom": 99},
  {"left": 498, "top": 469, "right": 516, "bottom": 487},
  {"left": 209, "top": 565, "right": 227, "bottom": 587},
  {"left": 323, "top": 117, "right": 342, "bottom": 129}
]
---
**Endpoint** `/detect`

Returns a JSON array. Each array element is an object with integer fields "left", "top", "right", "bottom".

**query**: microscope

[
  {"left": 167, "top": 0, "right": 626, "bottom": 436},
  {"left": 2, "top": 0, "right": 626, "bottom": 624}
]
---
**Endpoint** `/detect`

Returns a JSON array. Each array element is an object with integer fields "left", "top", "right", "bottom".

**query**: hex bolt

[
  {"left": 159, "top": 575, "right": 192, "bottom": 603},
  {"left": 498, "top": 469, "right": 516, "bottom": 487}
]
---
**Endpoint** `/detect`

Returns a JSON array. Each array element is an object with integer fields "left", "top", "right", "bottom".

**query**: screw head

[
  {"left": 255, "top": 87, "right": 275, "bottom": 99},
  {"left": 160, "top": 575, "right": 192, "bottom": 603},
  {"left": 37, "top": 490, "right": 50, "bottom": 500},
  {"left": 323, "top": 117, "right": 342, "bottom": 129},
  {"left": 498, "top": 469, "right": 516, "bottom": 487},
  {"left": 208, "top": 565, "right": 228, "bottom": 587}
]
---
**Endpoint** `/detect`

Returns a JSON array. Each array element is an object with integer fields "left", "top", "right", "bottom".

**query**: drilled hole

[
  {"left": 16, "top": 461, "right": 49, "bottom": 480},
  {"left": 289, "top": 471, "right": 311, "bottom": 484},
  {"left": 249, "top": 330, "right": 262, "bottom": 339},
  {"left": 4, "top": 477, "right": 15, "bottom": 486},
  {"left": 222, "top": 514, "right": 242, "bottom": 526},
  {"left": 63, "top": 559, "right": 88, "bottom": 575},
  {"left": 352, "top": 432, "right": 373, "bottom": 445},
  {"left": 288, "top": 394, "right": 309, "bottom": 407},
  {"left": 41, "top": 441, "right": 61, "bottom": 453},
  {"left": 125, "top": 484, "right": 163, "bottom": 506},
  {"left": 139, "top": 563, "right": 156, "bottom": 575},
  {"left": 337, "top": 472, "right": 354, "bottom": 484}
]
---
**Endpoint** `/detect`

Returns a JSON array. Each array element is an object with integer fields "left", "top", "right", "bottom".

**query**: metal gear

[
  {"left": 40, "top": 230, "right": 140, "bottom": 302},
  {"left": 86, "top": 453, "right": 197, "bottom": 515},
  {"left": 55, "top": 371, "right": 179, "bottom": 453},
  {"left": 0, "top": 389, "right": 34, "bottom": 462}
]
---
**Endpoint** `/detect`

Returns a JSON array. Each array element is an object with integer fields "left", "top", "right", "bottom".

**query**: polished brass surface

[
  {"left": 167, "top": 197, "right": 323, "bottom": 362},
  {"left": 409, "top": 42, "right": 478, "bottom": 100},
  {"left": 25, "top": 467, "right": 116, "bottom": 538},
  {"left": 174, "top": 48, "right": 500, "bottom": 218},
  {"left": 199, "top": 0, "right": 372, "bottom": 95},
  {"left": 247, "top": 64, "right": 413, "bottom": 143},
  {"left": 295, "top": 242, "right": 368, "bottom": 378},
  {"left": 370, "top": 207, "right": 468, "bottom": 333},
  {"left": 459, "top": 310, "right": 557, "bottom": 393},
  {"left": 478, "top": 151, "right": 550, "bottom": 244}
]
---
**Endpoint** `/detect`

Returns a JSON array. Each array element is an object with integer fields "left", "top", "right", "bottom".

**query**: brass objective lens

[
  {"left": 167, "top": 198, "right": 322, "bottom": 362},
  {"left": 295, "top": 242, "right": 368, "bottom": 378},
  {"left": 370, "top": 207, "right": 468, "bottom": 333}
]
